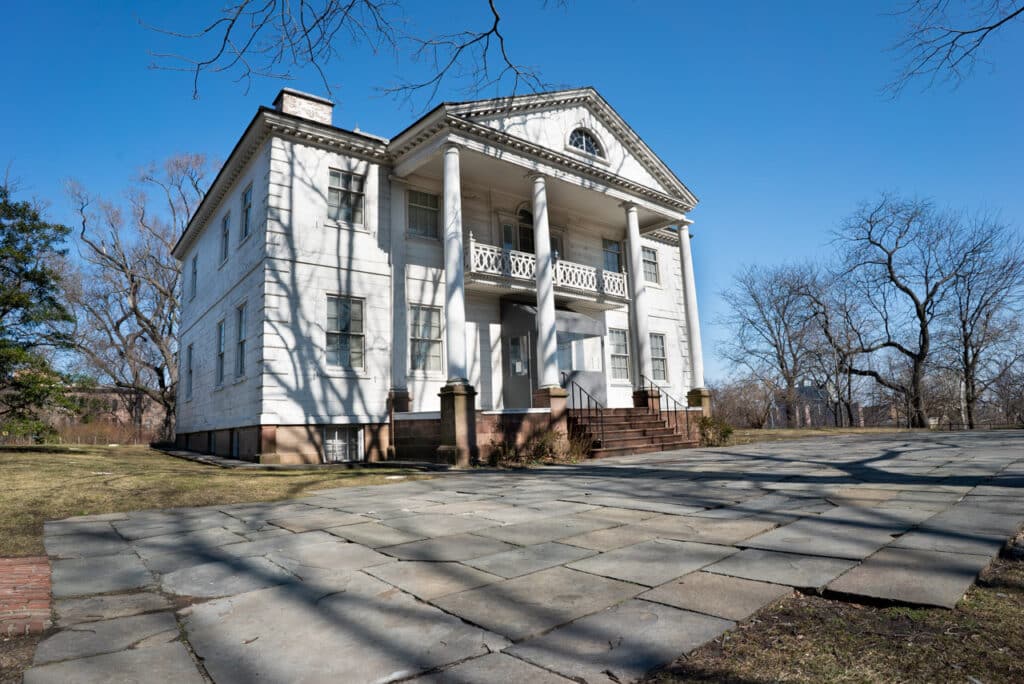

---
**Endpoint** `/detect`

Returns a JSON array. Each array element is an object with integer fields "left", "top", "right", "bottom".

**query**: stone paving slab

[
  {"left": 381, "top": 513, "right": 500, "bottom": 537},
  {"left": 640, "top": 571, "right": 792, "bottom": 621},
  {"left": 431, "top": 566, "right": 643, "bottom": 641},
  {"left": 161, "top": 557, "right": 295, "bottom": 598},
  {"left": 889, "top": 527, "right": 1008, "bottom": 556},
  {"left": 633, "top": 515, "right": 780, "bottom": 545},
  {"left": 381, "top": 533, "right": 517, "bottom": 561},
  {"left": 705, "top": 549, "right": 858, "bottom": 590},
  {"left": 55, "top": 592, "right": 171, "bottom": 627},
  {"left": 739, "top": 516, "right": 902, "bottom": 561},
  {"left": 827, "top": 547, "right": 993, "bottom": 608},
  {"left": 34, "top": 611, "right": 179, "bottom": 664},
  {"left": 183, "top": 573, "right": 510, "bottom": 683},
  {"left": 326, "top": 520, "right": 427, "bottom": 547},
  {"left": 42, "top": 530, "right": 129, "bottom": 559},
  {"left": 410, "top": 652, "right": 573, "bottom": 683},
  {"left": 465, "top": 541, "right": 596, "bottom": 578},
  {"left": 265, "top": 540, "right": 391, "bottom": 578},
  {"left": 51, "top": 554, "right": 154, "bottom": 598},
  {"left": 266, "top": 510, "right": 369, "bottom": 532},
  {"left": 23, "top": 641, "right": 205, "bottom": 684},
  {"left": 366, "top": 561, "right": 502, "bottom": 599},
  {"left": 507, "top": 599, "right": 734, "bottom": 683},
  {"left": 472, "top": 515, "right": 618, "bottom": 546},
  {"left": 568, "top": 539, "right": 738, "bottom": 587}
]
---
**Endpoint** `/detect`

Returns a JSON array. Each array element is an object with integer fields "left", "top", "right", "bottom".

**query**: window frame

[
  {"left": 650, "top": 332, "right": 668, "bottom": 382},
  {"left": 641, "top": 246, "right": 660, "bottom": 284},
  {"left": 322, "top": 425, "right": 363, "bottom": 463},
  {"left": 602, "top": 239, "right": 623, "bottom": 273},
  {"left": 185, "top": 343, "right": 194, "bottom": 401},
  {"left": 568, "top": 128, "right": 605, "bottom": 159},
  {"left": 220, "top": 213, "right": 230, "bottom": 264},
  {"left": 240, "top": 185, "right": 253, "bottom": 242},
  {"left": 327, "top": 168, "right": 365, "bottom": 226},
  {"left": 325, "top": 295, "right": 365, "bottom": 370},
  {"left": 409, "top": 304, "right": 443, "bottom": 373},
  {"left": 215, "top": 319, "right": 226, "bottom": 386},
  {"left": 235, "top": 302, "right": 247, "bottom": 378},
  {"left": 609, "top": 328, "right": 631, "bottom": 381},
  {"left": 189, "top": 254, "right": 198, "bottom": 300},
  {"left": 407, "top": 189, "right": 440, "bottom": 239}
]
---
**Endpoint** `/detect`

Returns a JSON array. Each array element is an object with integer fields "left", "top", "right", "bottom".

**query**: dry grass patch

[
  {"left": 649, "top": 557, "right": 1024, "bottom": 683},
  {"left": 728, "top": 427, "right": 922, "bottom": 447},
  {"left": 0, "top": 635, "right": 39, "bottom": 684},
  {"left": 0, "top": 445, "right": 425, "bottom": 557}
]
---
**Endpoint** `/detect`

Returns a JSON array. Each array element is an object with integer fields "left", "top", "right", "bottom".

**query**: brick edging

[{"left": 0, "top": 556, "right": 51, "bottom": 636}]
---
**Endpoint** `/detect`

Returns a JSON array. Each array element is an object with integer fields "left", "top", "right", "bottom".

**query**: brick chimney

[{"left": 272, "top": 89, "right": 334, "bottom": 126}]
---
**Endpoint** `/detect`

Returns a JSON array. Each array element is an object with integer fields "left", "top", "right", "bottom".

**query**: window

[
  {"left": 215, "top": 320, "right": 226, "bottom": 386},
  {"left": 189, "top": 255, "right": 198, "bottom": 299},
  {"left": 602, "top": 239, "right": 622, "bottom": 273},
  {"left": 557, "top": 333, "right": 573, "bottom": 372},
  {"left": 509, "top": 336, "right": 529, "bottom": 376},
  {"left": 185, "top": 343, "right": 194, "bottom": 400},
  {"left": 642, "top": 246, "right": 660, "bottom": 283},
  {"left": 502, "top": 209, "right": 561, "bottom": 255},
  {"left": 650, "top": 333, "right": 667, "bottom": 382},
  {"left": 323, "top": 426, "right": 362, "bottom": 463},
  {"left": 569, "top": 128, "right": 604, "bottom": 157},
  {"left": 235, "top": 303, "right": 247, "bottom": 377},
  {"left": 328, "top": 169, "right": 364, "bottom": 224},
  {"left": 609, "top": 329, "right": 630, "bottom": 381},
  {"left": 326, "top": 295, "right": 364, "bottom": 369},
  {"left": 220, "top": 214, "right": 230, "bottom": 263},
  {"left": 240, "top": 185, "right": 253, "bottom": 241},
  {"left": 410, "top": 305, "right": 442, "bottom": 372},
  {"left": 407, "top": 190, "right": 439, "bottom": 238}
]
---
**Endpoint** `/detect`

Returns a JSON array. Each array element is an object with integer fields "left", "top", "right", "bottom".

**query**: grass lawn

[
  {"left": 648, "top": 556, "right": 1024, "bottom": 683},
  {"left": 0, "top": 445, "right": 424, "bottom": 557},
  {"left": 728, "top": 427, "right": 923, "bottom": 446}
]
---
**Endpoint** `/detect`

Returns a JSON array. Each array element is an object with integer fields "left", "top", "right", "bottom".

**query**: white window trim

[
  {"left": 564, "top": 127, "right": 611, "bottom": 165},
  {"left": 322, "top": 425, "right": 364, "bottom": 464},
  {"left": 240, "top": 184, "right": 253, "bottom": 244},
  {"left": 325, "top": 294, "right": 366, "bottom": 371},
  {"left": 215, "top": 319, "right": 226, "bottom": 387},
  {"left": 185, "top": 343, "right": 194, "bottom": 401},
  {"left": 326, "top": 168, "right": 366, "bottom": 231},
  {"left": 219, "top": 213, "right": 231, "bottom": 266},
  {"left": 650, "top": 332, "right": 668, "bottom": 383},
  {"left": 408, "top": 304, "right": 444, "bottom": 376},
  {"left": 608, "top": 328, "right": 631, "bottom": 383},
  {"left": 406, "top": 188, "right": 441, "bottom": 241},
  {"left": 189, "top": 255, "right": 198, "bottom": 300},
  {"left": 235, "top": 302, "right": 247, "bottom": 379},
  {"left": 641, "top": 245, "right": 661, "bottom": 285}
]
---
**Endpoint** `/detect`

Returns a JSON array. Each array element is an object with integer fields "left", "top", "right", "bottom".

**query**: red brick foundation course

[{"left": 0, "top": 557, "right": 51, "bottom": 636}]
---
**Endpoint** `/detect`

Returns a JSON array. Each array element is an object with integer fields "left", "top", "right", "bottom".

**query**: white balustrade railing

[{"left": 467, "top": 239, "right": 628, "bottom": 300}]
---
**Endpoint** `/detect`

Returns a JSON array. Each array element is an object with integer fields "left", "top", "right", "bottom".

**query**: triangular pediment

[{"left": 446, "top": 88, "right": 697, "bottom": 207}]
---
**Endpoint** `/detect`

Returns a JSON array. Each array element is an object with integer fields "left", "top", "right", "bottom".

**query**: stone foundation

[{"left": 173, "top": 423, "right": 388, "bottom": 465}]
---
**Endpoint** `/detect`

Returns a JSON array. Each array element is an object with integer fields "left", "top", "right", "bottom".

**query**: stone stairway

[{"left": 569, "top": 407, "right": 697, "bottom": 458}]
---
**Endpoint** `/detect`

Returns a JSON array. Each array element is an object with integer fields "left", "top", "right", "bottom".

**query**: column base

[
  {"left": 386, "top": 389, "right": 411, "bottom": 459},
  {"left": 533, "top": 386, "right": 569, "bottom": 453},
  {"left": 687, "top": 387, "right": 712, "bottom": 417},
  {"left": 633, "top": 388, "right": 662, "bottom": 412},
  {"left": 438, "top": 382, "right": 477, "bottom": 467}
]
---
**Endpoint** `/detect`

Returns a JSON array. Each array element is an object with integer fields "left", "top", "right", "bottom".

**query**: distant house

[{"left": 172, "top": 88, "right": 708, "bottom": 464}]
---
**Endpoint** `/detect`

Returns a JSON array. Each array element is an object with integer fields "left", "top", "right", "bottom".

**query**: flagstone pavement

[{"left": 26, "top": 430, "right": 1024, "bottom": 683}]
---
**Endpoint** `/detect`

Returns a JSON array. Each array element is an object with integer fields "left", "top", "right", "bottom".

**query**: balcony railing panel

[{"left": 467, "top": 240, "right": 628, "bottom": 301}]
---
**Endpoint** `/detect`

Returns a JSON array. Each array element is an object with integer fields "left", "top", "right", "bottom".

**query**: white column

[
  {"left": 531, "top": 174, "right": 560, "bottom": 389},
  {"left": 624, "top": 203, "right": 653, "bottom": 384},
  {"left": 389, "top": 178, "right": 408, "bottom": 393},
  {"left": 442, "top": 145, "right": 468, "bottom": 384},
  {"left": 678, "top": 221, "right": 705, "bottom": 389}
]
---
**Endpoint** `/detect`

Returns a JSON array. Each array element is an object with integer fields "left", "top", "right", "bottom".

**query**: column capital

[
  {"left": 679, "top": 216, "right": 694, "bottom": 227},
  {"left": 443, "top": 142, "right": 461, "bottom": 154},
  {"left": 619, "top": 201, "right": 638, "bottom": 212},
  {"left": 525, "top": 171, "right": 547, "bottom": 183}
]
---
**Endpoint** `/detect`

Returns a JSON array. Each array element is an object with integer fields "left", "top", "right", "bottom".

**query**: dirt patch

[
  {"left": 648, "top": 557, "right": 1024, "bottom": 683},
  {"left": 0, "top": 635, "right": 40, "bottom": 684}
]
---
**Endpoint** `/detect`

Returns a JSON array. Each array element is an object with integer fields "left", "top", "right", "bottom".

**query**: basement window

[{"left": 323, "top": 426, "right": 362, "bottom": 463}]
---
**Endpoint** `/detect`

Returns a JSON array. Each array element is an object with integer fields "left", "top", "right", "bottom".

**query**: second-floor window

[
  {"left": 215, "top": 320, "right": 226, "bottom": 386},
  {"left": 609, "top": 328, "right": 630, "bottom": 381},
  {"left": 241, "top": 185, "right": 253, "bottom": 241},
  {"left": 407, "top": 190, "right": 439, "bottom": 238},
  {"left": 185, "top": 343, "right": 194, "bottom": 400},
  {"left": 651, "top": 333, "right": 667, "bottom": 381},
  {"left": 328, "top": 169, "right": 364, "bottom": 224},
  {"left": 236, "top": 302, "right": 247, "bottom": 377},
  {"left": 220, "top": 214, "right": 230, "bottom": 263},
  {"left": 642, "top": 246, "right": 660, "bottom": 283},
  {"left": 410, "top": 305, "right": 442, "bottom": 372},
  {"left": 603, "top": 239, "right": 622, "bottom": 273},
  {"left": 189, "top": 255, "right": 198, "bottom": 299},
  {"left": 326, "top": 295, "right": 364, "bottom": 369}
]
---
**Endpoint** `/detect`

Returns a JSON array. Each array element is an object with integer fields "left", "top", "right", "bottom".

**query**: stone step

[{"left": 590, "top": 439, "right": 697, "bottom": 458}]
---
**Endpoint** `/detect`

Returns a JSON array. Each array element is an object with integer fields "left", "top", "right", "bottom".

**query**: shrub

[
  {"left": 698, "top": 416, "right": 733, "bottom": 447},
  {"left": 487, "top": 429, "right": 589, "bottom": 467}
]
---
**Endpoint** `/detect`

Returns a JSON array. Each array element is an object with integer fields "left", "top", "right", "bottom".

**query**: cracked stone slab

[
  {"left": 704, "top": 549, "right": 858, "bottom": 591},
  {"left": 464, "top": 542, "right": 596, "bottom": 578},
  {"left": 218, "top": 530, "right": 339, "bottom": 558},
  {"left": 132, "top": 527, "right": 249, "bottom": 560},
  {"left": 51, "top": 554, "right": 155, "bottom": 598},
  {"left": 34, "top": 611, "right": 179, "bottom": 665},
  {"left": 471, "top": 515, "right": 618, "bottom": 546},
  {"left": 182, "top": 573, "right": 510, "bottom": 683},
  {"left": 632, "top": 515, "right": 779, "bottom": 545},
  {"left": 567, "top": 539, "right": 738, "bottom": 587},
  {"left": 380, "top": 513, "right": 499, "bottom": 537},
  {"left": 326, "top": 521, "right": 426, "bottom": 547},
  {"left": 366, "top": 561, "right": 502, "bottom": 599},
  {"left": 558, "top": 495, "right": 705, "bottom": 516},
  {"left": 266, "top": 510, "right": 369, "bottom": 533},
  {"left": 161, "top": 557, "right": 295, "bottom": 598},
  {"left": 507, "top": 599, "right": 734, "bottom": 683},
  {"left": 889, "top": 527, "right": 1008, "bottom": 557},
  {"left": 381, "top": 533, "right": 517, "bottom": 562},
  {"left": 43, "top": 530, "right": 129, "bottom": 559},
  {"left": 410, "top": 653, "right": 573, "bottom": 683},
  {"left": 739, "top": 516, "right": 904, "bottom": 561},
  {"left": 55, "top": 592, "right": 171, "bottom": 627},
  {"left": 265, "top": 540, "right": 391, "bottom": 579},
  {"left": 23, "top": 641, "right": 204, "bottom": 684},
  {"left": 827, "top": 547, "right": 993, "bottom": 608},
  {"left": 558, "top": 523, "right": 664, "bottom": 552},
  {"left": 640, "top": 571, "right": 792, "bottom": 621},
  {"left": 431, "top": 566, "right": 642, "bottom": 641}
]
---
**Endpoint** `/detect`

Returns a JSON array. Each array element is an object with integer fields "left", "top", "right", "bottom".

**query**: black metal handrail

[
  {"left": 640, "top": 375, "right": 693, "bottom": 440},
  {"left": 560, "top": 371, "right": 605, "bottom": 447}
]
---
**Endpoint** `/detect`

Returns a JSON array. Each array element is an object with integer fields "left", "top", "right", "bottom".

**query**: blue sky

[{"left": 3, "top": 1, "right": 1022, "bottom": 380}]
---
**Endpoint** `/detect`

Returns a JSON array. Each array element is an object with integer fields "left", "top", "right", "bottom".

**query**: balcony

[{"left": 466, "top": 238, "right": 629, "bottom": 304}]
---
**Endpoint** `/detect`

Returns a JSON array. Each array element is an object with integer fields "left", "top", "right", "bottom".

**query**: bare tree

[
  {"left": 148, "top": 0, "right": 554, "bottom": 104},
  {"left": 887, "top": 0, "right": 1024, "bottom": 95},
  {"left": 942, "top": 219, "right": 1024, "bottom": 427},
  {"left": 65, "top": 154, "right": 210, "bottom": 440},
  {"left": 719, "top": 264, "right": 819, "bottom": 428}
]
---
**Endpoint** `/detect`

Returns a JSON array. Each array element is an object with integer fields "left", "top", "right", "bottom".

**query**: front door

[{"left": 503, "top": 333, "right": 534, "bottom": 408}]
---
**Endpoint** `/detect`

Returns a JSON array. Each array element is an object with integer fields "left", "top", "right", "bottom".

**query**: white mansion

[{"left": 173, "top": 87, "right": 708, "bottom": 464}]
